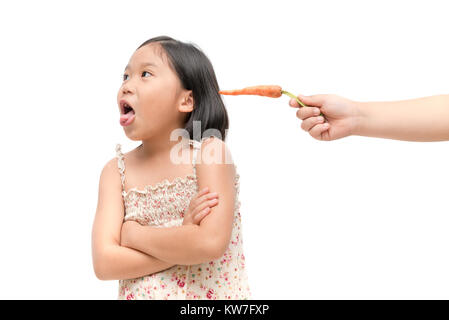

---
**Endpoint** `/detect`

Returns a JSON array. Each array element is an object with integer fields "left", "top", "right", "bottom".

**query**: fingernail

[
  {"left": 317, "top": 116, "right": 324, "bottom": 121},
  {"left": 314, "top": 108, "right": 320, "bottom": 115},
  {"left": 324, "top": 123, "right": 330, "bottom": 128}
]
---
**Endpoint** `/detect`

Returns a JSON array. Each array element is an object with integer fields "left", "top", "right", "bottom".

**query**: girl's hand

[
  {"left": 182, "top": 187, "right": 219, "bottom": 226},
  {"left": 289, "top": 94, "right": 361, "bottom": 141}
]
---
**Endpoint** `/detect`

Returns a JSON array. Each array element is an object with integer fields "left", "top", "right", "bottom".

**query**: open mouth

[
  {"left": 124, "top": 104, "right": 133, "bottom": 114},
  {"left": 119, "top": 100, "right": 136, "bottom": 126},
  {"left": 121, "top": 102, "right": 135, "bottom": 115}
]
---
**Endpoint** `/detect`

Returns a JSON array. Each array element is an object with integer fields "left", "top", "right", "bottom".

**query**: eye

[
  {"left": 142, "top": 71, "right": 152, "bottom": 78},
  {"left": 122, "top": 73, "right": 129, "bottom": 81}
]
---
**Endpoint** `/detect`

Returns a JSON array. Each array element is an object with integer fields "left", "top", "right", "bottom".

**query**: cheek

[
  {"left": 140, "top": 88, "right": 178, "bottom": 119},
  {"left": 139, "top": 101, "right": 171, "bottom": 122}
]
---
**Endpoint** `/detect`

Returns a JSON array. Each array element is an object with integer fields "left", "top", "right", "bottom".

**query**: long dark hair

[{"left": 136, "top": 36, "right": 229, "bottom": 141}]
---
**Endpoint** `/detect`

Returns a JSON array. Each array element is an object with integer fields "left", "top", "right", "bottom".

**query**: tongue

[{"left": 120, "top": 110, "right": 135, "bottom": 126}]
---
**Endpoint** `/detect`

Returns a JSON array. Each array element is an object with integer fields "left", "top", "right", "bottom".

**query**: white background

[{"left": 0, "top": 0, "right": 448, "bottom": 299}]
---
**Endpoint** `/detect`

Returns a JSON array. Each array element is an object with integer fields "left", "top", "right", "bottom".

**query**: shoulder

[
  {"left": 196, "top": 136, "right": 236, "bottom": 185},
  {"left": 197, "top": 136, "right": 234, "bottom": 166},
  {"left": 112, "top": 143, "right": 139, "bottom": 171},
  {"left": 103, "top": 156, "right": 120, "bottom": 173},
  {"left": 100, "top": 143, "right": 132, "bottom": 188},
  {"left": 100, "top": 157, "right": 122, "bottom": 187},
  {"left": 102, "top": 144, "right": 140, "bottom": 185}
]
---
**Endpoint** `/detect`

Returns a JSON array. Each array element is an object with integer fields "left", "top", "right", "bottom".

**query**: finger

[
  {"left": 194, "top": 198, "right": 219, "bottom": 215},
  {"left": 191, "top": 198, "right": 218, "bottom": 217},
  {"left": 301, "top": 116, "right": 325, "bottom": 132},
  {"left": 193, "top": 207, "right": 211, "bottom": 225},
  {"left": 289, "top": 98, "right": 299, "bottom": 108},
  {"left": 196, "top": 192, "right": 219, "bottom": 205},
  {"left": 289, "top": 94, "right": 309, "bottom": 108},
  {"left": 296, "top": 106, "right": 321, "bottom": 120},
  {"left": 309, "top": 123, "right": 330, "bottom": 140},
  {"left": 190, "top": 187, "right": 210, "bottom": 207},
  {"left": 298, "top": 94, "right": 327, "bottom": 107},
  {"left": 196, "top": 187, "right": 209, "bottom": 197}
]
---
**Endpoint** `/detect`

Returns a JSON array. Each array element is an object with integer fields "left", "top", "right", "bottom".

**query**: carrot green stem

[
  {"left": 281, "top": 90, "right": 307, "bottom": 108},
  {"left": 281, "top": 90, "right": 325, "bottom": 118}
]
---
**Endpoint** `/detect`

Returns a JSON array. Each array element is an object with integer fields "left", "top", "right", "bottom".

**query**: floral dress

[{"left": 115, "top": 138, "right": 251, "bottom": 300}]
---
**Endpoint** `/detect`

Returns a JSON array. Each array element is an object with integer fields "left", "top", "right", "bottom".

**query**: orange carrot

[
  {"left": 220, "top": 85, "right": 307, "bottom": 108},
  {"left": 219, "top": 85, "right": 325, "bottom": 117},
  {"left": 219, "top": 85, "right": 282, "bottom": 98}
]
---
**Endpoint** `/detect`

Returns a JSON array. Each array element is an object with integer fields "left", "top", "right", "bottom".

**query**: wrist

[{"left": 350, "top": 100, "right": 367, "bottom": 136}]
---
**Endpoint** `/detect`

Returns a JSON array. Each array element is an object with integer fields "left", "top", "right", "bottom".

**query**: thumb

[{"left": 297, "top": 94, "right": 326, "bottom": 107}]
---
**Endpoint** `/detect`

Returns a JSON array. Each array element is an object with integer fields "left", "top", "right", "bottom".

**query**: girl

[{"left": 91, "top": 36, "right": 251, "bottom": 300}]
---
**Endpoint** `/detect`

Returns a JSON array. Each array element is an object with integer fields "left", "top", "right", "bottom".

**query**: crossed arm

[
  {"left": 91, "top": 158, "right": 174, "bottom": 280},
  {"left": 120, "top": 137, "right": 236, "bottom": 265},
  {"left": 91, "top": 137, "right": 236, "bottom": 280}
]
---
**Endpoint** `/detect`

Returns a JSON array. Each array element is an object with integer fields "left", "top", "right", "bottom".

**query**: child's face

[{"left": 117, "top": 43, "right": 193, "bottom": 141}]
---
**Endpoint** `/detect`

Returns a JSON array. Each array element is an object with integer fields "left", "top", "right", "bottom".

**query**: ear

[{"left": 178, "top": 90, "right": 194, "bottom": 113}]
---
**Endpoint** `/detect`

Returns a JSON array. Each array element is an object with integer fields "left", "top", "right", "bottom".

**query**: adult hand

[{"left": 290, "top": 94, "right": 361, "bottom": 141}]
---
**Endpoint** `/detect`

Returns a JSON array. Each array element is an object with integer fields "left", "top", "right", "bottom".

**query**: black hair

[{"left": 136, "top": 36, "right": 229, "bottom": 141}]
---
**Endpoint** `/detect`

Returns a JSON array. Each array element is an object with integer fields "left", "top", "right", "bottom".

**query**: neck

[{"left": 138, "top": 130, "right": 190, "bottom": 160}]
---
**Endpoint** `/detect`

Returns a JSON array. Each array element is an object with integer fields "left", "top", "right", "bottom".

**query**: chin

[
  {"left": 125, "top": 127, "right": 157, "bottom": 142},
  {"left": 127, "top": 136, "right": 142, "bottom": 142},
  {"left": 123, "top": 128, "right": 142, "bottom": 141}
]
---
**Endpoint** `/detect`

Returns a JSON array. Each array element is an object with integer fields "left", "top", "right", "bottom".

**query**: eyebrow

[{"left": 124, "top": 62, "right": 157, "bottom": 72}]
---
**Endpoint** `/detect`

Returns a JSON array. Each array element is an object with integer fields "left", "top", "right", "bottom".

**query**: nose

[
  {"left": 121, "top": 75, "right": 138, "bottom": 94},
  {"left": 121, "top": 82, "right": 134, "bottom": 95}
]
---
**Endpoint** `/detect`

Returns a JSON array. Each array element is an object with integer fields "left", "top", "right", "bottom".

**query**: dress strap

[
  {"left": 115, "top": 144, "right": 126, "bottom": 196},
  {"left": 189, "top": 139, "right": 201, "bottom": 177}
]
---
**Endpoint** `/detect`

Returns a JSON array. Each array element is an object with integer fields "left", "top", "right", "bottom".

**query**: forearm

[
  {"left": 94, "top": 244, "right": 175, "bottom": 281},
  {"left": 354, "top": 94, "right": 449, "bottom": 141},
  {"left": 124, "top": 224, "right": 218, "bottom": 265}
]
